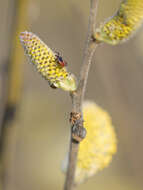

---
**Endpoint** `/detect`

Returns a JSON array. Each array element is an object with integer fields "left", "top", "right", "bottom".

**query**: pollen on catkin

[
  {"left": 75, "top": 101, "right": 117, "bottom": 183},
  {"left": 19, "top": 31, "right": 76, "bottom": 91},
  {"left": 94, "top": 0, "right": 143, "bottom": 45},
  {"left": 62, "top": 101, "right": 117, "bottom": 184}
]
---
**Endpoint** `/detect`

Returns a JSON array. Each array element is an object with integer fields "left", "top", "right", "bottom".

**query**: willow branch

[{"left": 64, "top": 1, "right": 99, "bottom": 190}]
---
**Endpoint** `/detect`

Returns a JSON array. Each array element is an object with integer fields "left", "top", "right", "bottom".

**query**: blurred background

[{"left": 0, "top": 0, "right": 143, "bottom": 189}]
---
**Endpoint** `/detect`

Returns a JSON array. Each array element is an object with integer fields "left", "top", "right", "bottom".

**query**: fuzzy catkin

[
  {"left": 62, "top": 101, "right": 117, "bottom": 184},
  {"left": 19, "top": 31, "right": 76, "bottom": 91},
  {"left": 95, "top": 0, "right": 143, "bottom": 45}
]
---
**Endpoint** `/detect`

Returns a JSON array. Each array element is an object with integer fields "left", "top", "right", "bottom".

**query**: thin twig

[{"left": 64, "top": 1, "right": 99, "bottom": 190}]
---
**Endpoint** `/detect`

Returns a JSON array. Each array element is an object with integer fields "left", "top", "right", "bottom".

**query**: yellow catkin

[
  {"left": 75, "top": 101, "right": 117, "bottom": 184},
  {"left": 19, "top": 31, "right": 76, "bottom": 91},
  {"left": 94, "top": 0, "right": 143, "bottom": 45}
]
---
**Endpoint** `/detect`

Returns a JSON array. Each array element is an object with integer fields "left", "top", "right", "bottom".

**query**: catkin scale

[
  {"left": 20, "top": 31, "right": 76, "bottom": 91},
  {"left": 95, "top": 0, "right": 143, "bottom": 45}
]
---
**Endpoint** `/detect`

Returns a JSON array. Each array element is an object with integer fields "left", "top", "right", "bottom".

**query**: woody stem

[{"left": 64, "top": 0, "right": 99, "bottom": 190}]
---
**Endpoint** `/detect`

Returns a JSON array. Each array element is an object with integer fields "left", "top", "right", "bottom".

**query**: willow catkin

[
  {"left": 94, "top": 0, "right": 143, "bottom": 45},
  {"left": 19, "top": 31, "right": 76, "bottom": 91},
  {"left": 62, "top": 101, "right": 117, "bottom": 184}
]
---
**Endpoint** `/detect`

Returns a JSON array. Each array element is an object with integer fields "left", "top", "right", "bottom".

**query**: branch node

[
  {"left": 72, "top": 125, "right": 86, "bottom": 142},
  {"left": 70, "top": 112, "right": 86, "bottom": 142},
  {"left": 91, "top": 34, "right": 101, "bottom": 44},
  {"left": 70, "top": 112, "right": 81, "bottom": 125}
]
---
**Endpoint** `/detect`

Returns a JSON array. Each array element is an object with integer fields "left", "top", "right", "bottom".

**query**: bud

[
  {"left": 94, "top": 0, "right": 143, "bottom": 45},
  {"left": 19, "top": 31, "right": 77, "bottom": 91},
  {"left": 62, "top": 101, "right": 117, "bottom": 184}
]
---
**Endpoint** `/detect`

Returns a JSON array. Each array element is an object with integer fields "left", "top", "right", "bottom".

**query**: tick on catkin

[
  {"left": 19, "top": 31, "right": 77, "bottom": 91},
  {"left": 62, "top": 101, "right": 117, "bottom": 184},
  {"left": 94, "top": 0, "right": 143, "bottom": 45}
]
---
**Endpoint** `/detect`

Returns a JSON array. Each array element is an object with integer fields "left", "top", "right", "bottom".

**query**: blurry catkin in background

[
  {"left": 94, "top": 0, "right": 143, "bottom": 45},
  {"left": 0, "top": 0, "right": 29, "bottom": 150},
  {"left": 62, "top": 101, "right": 117, "bottom": 184},
  {"left": 6, "top": 0, "right": 29, "bottom": 115},
  {"left": 0, "top": 0, "right": 29, "bottom": 189}
]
